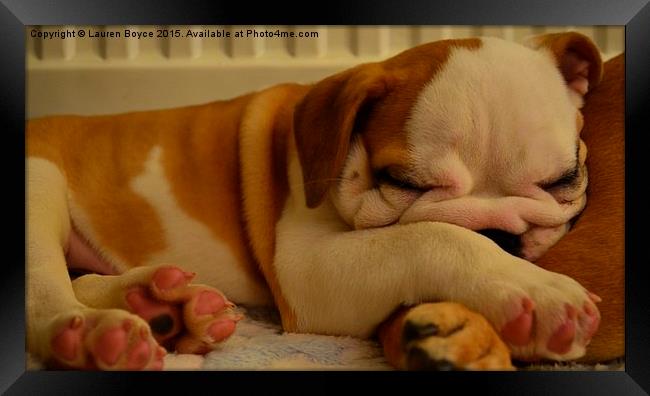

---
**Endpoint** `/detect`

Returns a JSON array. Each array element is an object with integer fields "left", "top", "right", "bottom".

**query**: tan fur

[
  {"left": 529, "top": 31, "right": 604, "bottom": 90},
  {"left": 27, "top": 97, "right": 267, "bottom": 288},
  {"left": 28, "top": 116, "right": 165, "bottom": 270},
  {"left": 378, "top": 303, "right": 513, "bottom": 370},
  {"left": 364, "top": 39, "right": 482, "bottom": 171},
  {"left": 293, "top": 39, "right": 482, "bottom": 208},
  {"left": 239, "top": 84, "right": 310, "bottom": 330}
]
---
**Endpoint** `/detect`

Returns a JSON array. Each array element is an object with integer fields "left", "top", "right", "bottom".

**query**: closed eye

[
  {"left": 374, "top": 167, "right": 430, "bottom": 192},
  {"left": 537, "top": 143, "right": 581, "bottom": 191},
  {"left": 537, "top": 165, "right": 580, "bottom": 191}
]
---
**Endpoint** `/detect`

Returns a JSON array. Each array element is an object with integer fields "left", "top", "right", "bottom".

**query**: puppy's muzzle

[{"left": 477, "top": 229, "right": 522, "bottom": 256}]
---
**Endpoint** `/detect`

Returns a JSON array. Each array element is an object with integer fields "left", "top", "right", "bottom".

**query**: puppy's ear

[
  {"left": 293, "top": 63, "right": 394, "bottom": 208},
  {"left": 525, "top": 32, "right": 603, "bottom": 97}
]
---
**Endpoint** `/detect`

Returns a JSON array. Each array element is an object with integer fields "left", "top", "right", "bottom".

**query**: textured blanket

[{"left": 162, "top": 306, "right": 624, "bottom": 371}]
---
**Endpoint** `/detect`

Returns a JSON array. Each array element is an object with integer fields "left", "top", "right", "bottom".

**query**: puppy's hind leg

[
  {"left": 72, "top": 264, "right": 243, "bottom": 355},
  {"left": 27, "top": 158, "right": 162, "bottom": 370}
]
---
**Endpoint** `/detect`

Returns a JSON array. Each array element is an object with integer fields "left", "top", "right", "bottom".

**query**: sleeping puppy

[
  {"left": 380, "top": 51, "right": 624, "bottom": 370},
  {"left": 26, "top": 32, "right": 603, "bottom": 370}
]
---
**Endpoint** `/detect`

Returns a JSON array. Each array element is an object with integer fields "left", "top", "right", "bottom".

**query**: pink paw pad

[
  {"left": 153, "top": 267, "right": 195, "bottom": 291},
  {"left": 94, "top": 321, "right": 130, "bottom": 366},
  {"left": 194, "top": 291, "right": 227, "bottom": 316},
  {"left": 501, "top": 298, "right": 535, "bottom": 346},
  {"left": 580, "top": 302, "right": 601, "bottom": 342},
  {"left": 126, "top": 333, "right": 152, "bottom": 370},
  {"left": 208, "top": 320, "right": 236, "bottom": 343},
  {"left": 51, "top": 316, "right": 84, "bottom": 361},
  {"left": 547, "top": 304, "right": 577, "bottom": 354}
]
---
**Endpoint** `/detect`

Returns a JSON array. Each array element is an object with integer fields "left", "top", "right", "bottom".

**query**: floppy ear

[
  {"left": 293, "top": 63, "right": 394, "bottom": 208},
  {"left": 525, "top": 32, "right": 603, "bottom": 97}
]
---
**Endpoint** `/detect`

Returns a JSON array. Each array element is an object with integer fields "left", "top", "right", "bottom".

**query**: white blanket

[
  {"left": 166, "top": 306, "right": 390, "bottom": 370},
  {"left": 163, "top": 306, "right": 624, "bottom": 371}
]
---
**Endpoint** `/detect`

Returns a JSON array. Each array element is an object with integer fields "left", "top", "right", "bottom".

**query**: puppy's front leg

[
  {"left": 275, "top": 219, "right": 504, "bottom": 337},
  {"left": 275, "top": 217, "right": 601, "bottom": 362}
]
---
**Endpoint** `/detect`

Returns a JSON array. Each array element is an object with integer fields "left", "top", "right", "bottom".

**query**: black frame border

[{"left": 2, "top": 0, "right": 649, "bottom": 394}]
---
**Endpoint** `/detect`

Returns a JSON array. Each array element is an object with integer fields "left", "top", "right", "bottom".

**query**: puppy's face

[{"left": 294, "top": 33, "right": 602, "bottom": 261}]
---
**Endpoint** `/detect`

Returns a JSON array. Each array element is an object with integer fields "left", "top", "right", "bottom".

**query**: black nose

[{"left": 477, "top": 229, "right": 521, "bottom": 256}]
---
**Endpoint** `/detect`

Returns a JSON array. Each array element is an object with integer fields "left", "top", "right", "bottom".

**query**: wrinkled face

[{"left": 295, "top": 35, "right": 602, "bottom": 261}]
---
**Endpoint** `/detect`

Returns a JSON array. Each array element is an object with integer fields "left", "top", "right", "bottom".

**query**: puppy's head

[{"left": 293, "top": 33, "right": 602, "bottom": 261}]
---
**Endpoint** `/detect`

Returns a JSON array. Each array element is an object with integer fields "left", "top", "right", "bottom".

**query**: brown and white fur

[
  {"left": 378, "top": 52, "right": 624, "bottom": 369},
  {"left": 27, "top": 32, "right": 609, "bottom": 370}
]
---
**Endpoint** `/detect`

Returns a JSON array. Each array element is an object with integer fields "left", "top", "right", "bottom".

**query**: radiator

[{"left": 26, "top": 25, "right": 624, "bottom": 119}]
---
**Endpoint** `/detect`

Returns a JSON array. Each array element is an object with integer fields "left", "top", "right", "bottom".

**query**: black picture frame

[{"left": 3, "top": 0, "right": 649, "bottom": 394}]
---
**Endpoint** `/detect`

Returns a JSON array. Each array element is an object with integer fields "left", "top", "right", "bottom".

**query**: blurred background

[{"left": 26, "top": 25, "right": 624, "bottom": 119}]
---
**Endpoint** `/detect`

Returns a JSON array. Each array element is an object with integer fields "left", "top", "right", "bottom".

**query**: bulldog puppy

[
  {"left": 26, "top": 32, "right": 602, "bottom": 370},
  {"left": 379, "top": 51, "right": 623, "bottom": 371}
]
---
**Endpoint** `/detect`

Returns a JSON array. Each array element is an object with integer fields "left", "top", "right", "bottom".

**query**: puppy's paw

[
  {"left": 143, "top": 266, "right": 243, "bottom": 354},
  {"left": 380, "top": 302, "right": 514, "bottom": 371},
  {"left": 74, "top": 265, "right": 243, "bottom": 355},
  {"left": 473, "top": 265, "right": 601, "bottom": 362},
  {"left": 47, "top": 308, "right": 165, "bottom": 370}
]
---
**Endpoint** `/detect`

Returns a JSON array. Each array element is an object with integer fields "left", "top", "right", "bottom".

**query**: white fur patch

[
  {"left": 407, "top": 37, "right": 578, "bottom": 193},
  {"left": 131, "top": 146, "right": 271, "bottom": 305},
  {"left": 395, "top": 37, "right": 584, "bottom": 243}
]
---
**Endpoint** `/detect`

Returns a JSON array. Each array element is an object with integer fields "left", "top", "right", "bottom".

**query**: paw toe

[
  {"left": 182, "top": 286, "right": 241, "bottom": 344},
  {"left": 51, "top": 316, "right": 84, "bottom": 362},
  {"left": 152, "top": 266, "right": 194, "bottom": 292},
  {"left": 126, "top": 339, "right": 152, "bottom": 370},
  {"left": 581, "top": 302, "right": 601, "bottom": 342},
  {"left": 500, "top": 298, "right": 534, "bottom": 346},
  {"left": 546, "top": 306, "right": 577, "bottom": 355},
  {"left": 194, "top": 290, "right": 227, "bottom": 316},
  {"left": 93, "top": 322, "right": 130, "bottom": 366},
  {"left": 207, "top": 320, "right": 237, "bottom": 343}
]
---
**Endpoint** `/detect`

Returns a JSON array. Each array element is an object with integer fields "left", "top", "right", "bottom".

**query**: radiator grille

[{"left": 26, "top": 26, "right": 623, "bottom": 118}]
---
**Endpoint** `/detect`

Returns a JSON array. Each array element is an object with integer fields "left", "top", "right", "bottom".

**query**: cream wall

[{"left": 26, "top": 25, "right": 624, "bottom": 119}]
